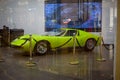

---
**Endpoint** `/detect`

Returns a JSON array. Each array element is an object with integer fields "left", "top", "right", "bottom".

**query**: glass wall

[{"left": 45, "top": 0, "right": 102, "bottom": 32}]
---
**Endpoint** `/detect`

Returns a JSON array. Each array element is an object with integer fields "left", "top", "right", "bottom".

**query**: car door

[{"left": 55, "top": 30, "right": 78, "bottom": 49}]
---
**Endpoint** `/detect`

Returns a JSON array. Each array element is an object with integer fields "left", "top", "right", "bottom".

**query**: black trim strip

[
  {"left": 20, "top": 39, "right": 29, "bottom": 47},
  {"left": 33, "top": 38, "right": 38, "bottom": 43},
  {"left": 55, "top": 38, "right": 72, "bottom": 48},
  {"left": 76, "top": 38, "right": 82, "bottom": 48},
  {"left": 20, "top": 37, "right": 38, "bottom": 47}
]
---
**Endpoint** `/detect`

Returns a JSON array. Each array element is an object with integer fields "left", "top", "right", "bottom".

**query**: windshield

[{"left": 42, "top": 29, "right": 66, "bottom": 36}]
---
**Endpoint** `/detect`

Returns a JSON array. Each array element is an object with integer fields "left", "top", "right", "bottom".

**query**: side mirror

[{"left": 73, "top": 33, "right": 76, "bottom": 36}]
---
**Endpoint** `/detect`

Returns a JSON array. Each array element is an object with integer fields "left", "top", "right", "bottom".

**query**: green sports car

[{"left": 11, "top": 28, "right": 101, "bottom": 55}]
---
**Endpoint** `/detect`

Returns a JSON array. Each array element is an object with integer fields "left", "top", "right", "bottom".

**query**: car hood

[{"left": 11, "top": 34, "right": 56, "bottom": 46}]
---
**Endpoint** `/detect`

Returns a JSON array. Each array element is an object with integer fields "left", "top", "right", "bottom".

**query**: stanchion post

[
  {"left": 29, "top": 34, "right": 32, "bottom": 61},
  {"left": 26, "top": 34, "right": 36, "bottom": 67},
  {"left": 69, "top": 33, "right": 79, "bottom": 65},
  {"left": 96, "top": 32, "right": 106, "bottom": 61}
]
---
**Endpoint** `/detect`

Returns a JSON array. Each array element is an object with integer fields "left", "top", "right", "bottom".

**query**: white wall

[
  {"left": 102, "top": 0, "right": 117, "bottom": 44},
  {"left": 0, "top": 0, "right": 45, "bottom": 34}
]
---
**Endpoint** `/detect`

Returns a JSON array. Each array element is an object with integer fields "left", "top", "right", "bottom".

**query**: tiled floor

[{"left": 0, "top": 46, "right": 114, "bottom": 80}]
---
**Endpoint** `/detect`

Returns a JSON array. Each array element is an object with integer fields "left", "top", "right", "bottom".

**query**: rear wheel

[
  {"left": 35, "top": 41, "right": 50, "bottom": 55},
  {"left": 85, "top": 38, "right": 96, "bottom": 51}
]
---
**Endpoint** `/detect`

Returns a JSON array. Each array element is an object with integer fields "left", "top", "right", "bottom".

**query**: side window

[{"left": 64, "top": 30, "right": 77, "bottom": 36}]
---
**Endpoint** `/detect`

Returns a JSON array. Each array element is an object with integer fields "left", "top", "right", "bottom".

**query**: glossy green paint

[{"left": 11, "top": 28, "right": 101, "bottom": 52}]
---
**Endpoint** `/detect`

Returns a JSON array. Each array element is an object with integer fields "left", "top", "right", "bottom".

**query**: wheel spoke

[
  {"left": 86, "top": 39, "right": 95, "bottom": 50},
  {"left": 36, "top": 42, "right": 48, "bottom": 54}
]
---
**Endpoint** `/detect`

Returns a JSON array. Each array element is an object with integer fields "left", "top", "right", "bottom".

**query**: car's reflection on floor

[{"left": 0, "top": 46, "right": 114, "bottom": 80}]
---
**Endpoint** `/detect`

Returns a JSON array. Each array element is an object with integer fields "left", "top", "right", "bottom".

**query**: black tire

[
  {"left": 35, "top": 41, "right": 50, "bottom": 55},
  {"left": 85, "top": 38, "right": 96, "bottom": 51}
]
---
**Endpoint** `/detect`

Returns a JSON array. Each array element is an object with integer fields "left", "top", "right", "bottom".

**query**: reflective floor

[{"left": 0, "top": 46, "right": 114, "bottom": 80}]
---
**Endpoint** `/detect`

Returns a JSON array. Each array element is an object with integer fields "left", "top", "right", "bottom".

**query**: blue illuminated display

[{"left": 45, "top": 2, "right": 102, "bottom": 31}]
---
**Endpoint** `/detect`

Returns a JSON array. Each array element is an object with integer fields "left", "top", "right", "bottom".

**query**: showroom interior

[{"left": 0, "top": 0, "right": 119, "bottom": 80}]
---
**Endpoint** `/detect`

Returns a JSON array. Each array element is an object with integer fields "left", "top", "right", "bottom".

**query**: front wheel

[
  {"left": 85, "top": 38, "right": 96, "bottom": 51},
  {"left": 35, "top": 41, "right": 50, "bottom": 55}
]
